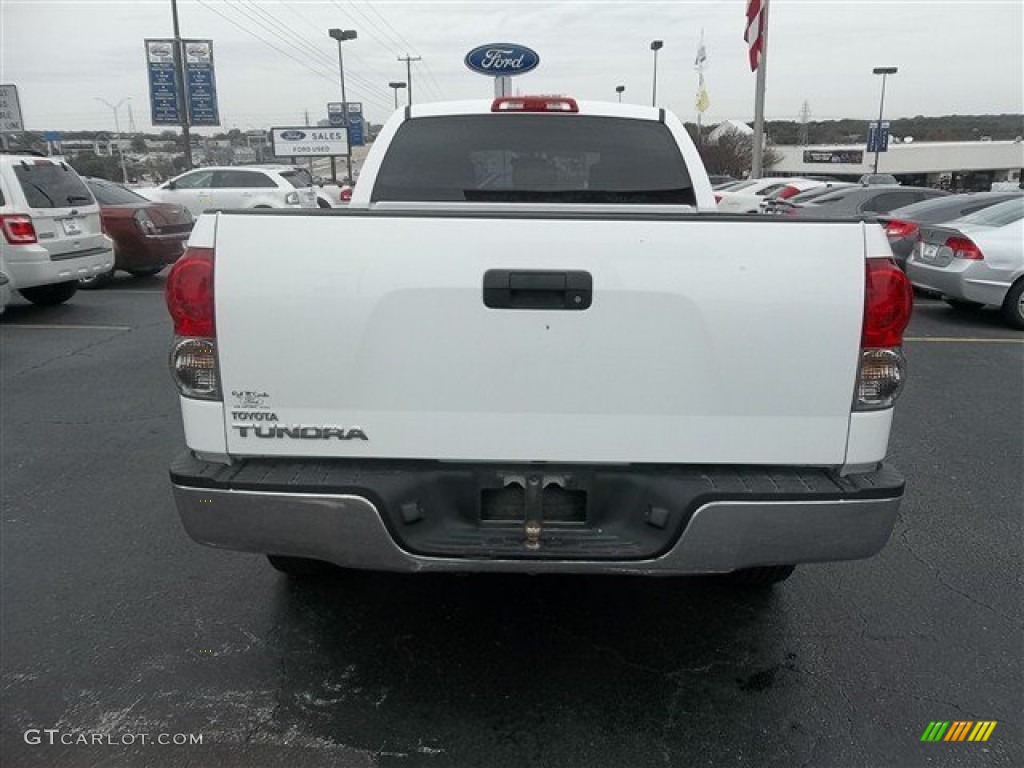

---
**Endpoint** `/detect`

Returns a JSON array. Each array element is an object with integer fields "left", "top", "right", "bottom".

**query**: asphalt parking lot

[{"left": 1, "top": 276, "right": 1021, "bottom": 768}]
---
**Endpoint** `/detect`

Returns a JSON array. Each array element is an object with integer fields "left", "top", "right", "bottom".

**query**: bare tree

[{"left": 699, "top": 130, "right": 781, "bottom": 178}]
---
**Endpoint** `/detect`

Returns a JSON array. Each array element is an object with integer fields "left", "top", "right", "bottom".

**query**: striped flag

[{"left": 745, "top": 0, "right": 766, "bottom": 71}]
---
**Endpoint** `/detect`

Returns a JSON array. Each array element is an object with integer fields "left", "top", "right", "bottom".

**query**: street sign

[
  {"left": 0, "top": 84, "right": 25, "bottom": 132},
  {"left": 346, "top": 102, "right": 364, "bottom": 146},
  {"left": 145, "top": 39, "right": 184, "bottom": 125},
  {"left": 270, "top": 127, "right": 349, "bottom": 158},
  {"left": 183, "top": 39, "right": 220, "bottom": 126},
  {"left": 867, "top": 121, "right": 890, "bottom": 153},
  {"left": 327, "top": 102, "right": 346, "bottom": 127}
]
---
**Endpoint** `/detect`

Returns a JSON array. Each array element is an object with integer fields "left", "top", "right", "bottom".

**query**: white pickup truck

[{"left": 166, "top": 97, "right": 911, "bottom": 586}]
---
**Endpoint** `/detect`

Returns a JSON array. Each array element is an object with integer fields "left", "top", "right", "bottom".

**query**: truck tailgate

[{"left": 214, "top": 211, "right": 865, "bottom": 464}]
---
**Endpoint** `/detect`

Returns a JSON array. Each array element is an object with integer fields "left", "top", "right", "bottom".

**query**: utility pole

[
  {"left": 95, "top": 97, "right": 130, "bottom": 183},
  {"left": 798, "top": 100, "right": 811, "bottom": 146},
  {"left": 650, "top": 41, "right": 664, "bottom": 107},
  {"left": 398, "top": 54, "right": 422, "bottom": 106},
  {"left": 127, "top": 102, "right": 137, "bottom": 134},
  {"left": 170, "top": 0, "right": 193, "bottom": 169},
  {"left": 871, "top": 67, "right": 898, "bottom": 174}
]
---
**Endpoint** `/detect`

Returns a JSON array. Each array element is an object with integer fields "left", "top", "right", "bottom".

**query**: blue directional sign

[
  {"left": 183, "top": 40, "right": 220, "bottom": 126},
  {"left": 867, "top": 121, "right": 890, "bottom": 153},
  {"left": 346, "top": 102, "right": 364, "bottom": 147},
  {"left": 145, "top": 39, "right": 183, "bottom": 126},
  {"left": 327, "top": 102, "right": 346, "bottom": 127}
]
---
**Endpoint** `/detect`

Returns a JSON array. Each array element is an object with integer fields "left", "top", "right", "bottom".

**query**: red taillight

[
  {"left": 777, "top": 185, "right": 801, "bottom": 199},
  {"left": 863, "top": 258, "right": 913, "bottom": 349},
  {"left": 166, "top": 246, "right": 215, "bottom": 337},
  {"left": 946, "top": 235, "right": 983, "bottom": 260},
  {"left": 0, "top": 214, "right": 38, "bottom": 244},
  {"left": 884, "top": 219, "right": 919, "bottom": 239},
  {"left": 492, "top": 96, "right": 579, "bottom": 113},
  {"left": 340, "top": 187, "right": 352, "bottom": 201}
]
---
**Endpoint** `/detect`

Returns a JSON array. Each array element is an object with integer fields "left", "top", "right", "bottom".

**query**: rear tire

[
  {"left": 1001, "top": 279, "right": 1024, "bottom": 330},
  {"left": 127, "top": 266, "right": 164, "bottom": 278},
  {"left": 726, "top": 564, "right": 796, "bottom": 587},
  {"left": 19, "top": 281, "right": 78, "bottom": 306},
  {"left": 266, "top": 555, "right": 336, "bottom": 579},
  {"left": 945, "top": 298, "right": 983, "bottom": 311}
]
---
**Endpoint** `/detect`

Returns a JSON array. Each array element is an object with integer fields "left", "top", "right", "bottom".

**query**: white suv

[
  {"left": 0, "top": 154, "right": 114, "bottom": 306},
  {"left": 138, "top": 165, "right": 318, "bottom": 217}
]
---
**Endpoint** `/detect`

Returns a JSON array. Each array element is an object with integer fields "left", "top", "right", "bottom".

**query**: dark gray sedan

[
  {"left": 790, "top": 186, "right": 949, "bottom": 219},
  {"left": 877, "top": 191, "right": 1024, "bottom": 267}
]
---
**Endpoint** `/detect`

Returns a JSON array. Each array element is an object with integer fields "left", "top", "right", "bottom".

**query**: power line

[
  {"left": 201, "top": 0, "right": 393, "bottom": 113},
  {"left": 362, "top": 1, "right": 446, "bottom": 99}
]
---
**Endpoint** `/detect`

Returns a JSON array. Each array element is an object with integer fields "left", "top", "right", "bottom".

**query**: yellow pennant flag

[{"left": 696, "top": 75, "right": 709, "bottom": 113}]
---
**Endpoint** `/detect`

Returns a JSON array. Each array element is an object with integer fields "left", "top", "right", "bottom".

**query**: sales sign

[
  {"left": 183, "top": 40, "right": 220, "bottom": 126},
  {"left": 0, "top": 84, "right": 24, "bottom": 132},
  {"left": 145, "top": 39, "right": 183, "bottom": 125},
  {"left": 867, "top": 121, "right": 890, "bottom": 153},
  {"left": 271, "top": 127, "right": 350, "bottom": 158}
]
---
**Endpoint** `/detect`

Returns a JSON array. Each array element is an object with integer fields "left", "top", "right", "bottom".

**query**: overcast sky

[{"left": 2, "top": 0, "right": 1022, "bottom": 134}]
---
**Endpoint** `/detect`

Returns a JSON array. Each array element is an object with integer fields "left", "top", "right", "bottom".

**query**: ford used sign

[
  {"left": 464, "top": 44, "right": 540, "bottom": 76},
  {"left": 279, "top": 130, "right": 306, "bottom": 141}
]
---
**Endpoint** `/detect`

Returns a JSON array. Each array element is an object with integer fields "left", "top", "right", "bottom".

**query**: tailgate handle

[{"left": 483, "top": 270, "right": 592, "bottom": 310}]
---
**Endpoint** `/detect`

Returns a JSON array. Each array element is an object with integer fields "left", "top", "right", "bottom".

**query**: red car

[{"left": 80, "top": 177, "right": 194, "bottom": 288}]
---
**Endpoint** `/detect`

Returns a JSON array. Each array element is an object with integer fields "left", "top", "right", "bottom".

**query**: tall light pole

[
  {"left": 328, "top": 28, "right": 357, "bottom": 183},
  {"left": 871, "top": 66, "right": 898, "bottom": 174},
  {"left": 650, "top": 40, "right": 663, "bottom": 107},
  {"left": 615, "top": 85, "right": 625, "bottom": 103},
  {"left": 95, "top": 97, "right": 130, "bottom": 183},
  {"left": 389, "top": 81, "right": 407, "bottom": 109}
]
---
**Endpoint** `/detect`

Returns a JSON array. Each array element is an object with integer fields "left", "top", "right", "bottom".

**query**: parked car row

[
  {"left": 1, "top": 156, "right": 349, "bottom": 312},
  {"left": 713, "top": 173, "right": 1023, "bottom": 328}
]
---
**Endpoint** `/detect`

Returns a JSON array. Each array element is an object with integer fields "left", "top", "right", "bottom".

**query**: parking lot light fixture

[
  {"left": 650, "top": 41, "right": 664, "bottom": 106},
  {"left": 95, "top": 97, "right": 131, "bottom": 184},
  {"left": 871, "top": 66, "right": 898, "bottom": 174},
  {"left": 615, "top": 85, "right": 625, "bottom": 103},
  {"left": 328, "top": 29, "right": 357, "bottom": 183},
  {"left": 389, "top": 81, "right": 407, "bottom": 110}
]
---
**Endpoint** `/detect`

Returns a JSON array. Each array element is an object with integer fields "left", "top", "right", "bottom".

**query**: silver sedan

[{"left": 906, "top": 198, "right": 1024, "bottom": 328}]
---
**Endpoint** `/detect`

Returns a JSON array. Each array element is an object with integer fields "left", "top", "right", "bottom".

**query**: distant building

[
  {"left": 707, "top": 120, "right": 754, "bottom": 144},
  {"left": 774, "top": 139, "right": 1024, "bottom": 190}
]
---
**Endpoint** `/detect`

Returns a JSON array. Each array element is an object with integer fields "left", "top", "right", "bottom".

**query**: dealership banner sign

[
  {"left": 145, "top": 40, "right": 183, "bottom": 125},
  {"left": 183, "top": 40, "right": 220, "bottom": 126}
]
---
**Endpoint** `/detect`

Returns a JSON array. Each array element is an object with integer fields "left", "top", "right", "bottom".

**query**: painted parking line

[
  {"left": 904, "top": 336, "right": 1024, "bottom": 344},
  {"left": 0, "top": 324, "right": 132, "bottom": 331}
]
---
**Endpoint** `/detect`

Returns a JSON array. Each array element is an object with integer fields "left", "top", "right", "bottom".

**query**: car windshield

[
  {"left": 280, "top": 168, "right": 313, "bottom": 188},
  {"left": 12, "top": 161, "right": 94, "bottom": 209},
  {"left": 805, "top": 187, "right": 859, "bottom": 206},
  {"left": 86, "top": 179, "right": 149, "bottom": 205},
  {"left": 951, "top": 197, "right": 1024, "bottom": 227},
  {"left": 373, "top": 114, "right": 694, "bottom": 204},
  {"left": 788, "top": 185, "right": 848, "bottom": 204}
]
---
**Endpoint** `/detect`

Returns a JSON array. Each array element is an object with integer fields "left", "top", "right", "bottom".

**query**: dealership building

[{"left": 772, "top": 139, "right": 1023, "bottom": 190}]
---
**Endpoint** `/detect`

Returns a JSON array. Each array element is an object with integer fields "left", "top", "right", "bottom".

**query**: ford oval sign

[
  {"left": 279, "top": 130, "right": 306, "bottom": 141},
  {"left": 464, "top": 44, "right": 540, "bottom": 76}
]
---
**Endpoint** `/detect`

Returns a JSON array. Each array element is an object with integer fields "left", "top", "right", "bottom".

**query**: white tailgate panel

[{"left": 215, "top": 214, "right": 865, "bottom": 464}]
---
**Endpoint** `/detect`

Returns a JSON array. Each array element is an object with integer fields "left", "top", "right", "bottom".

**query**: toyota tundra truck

[{"left": 166, "top": 97, "right": 911, "bottom": 586}]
